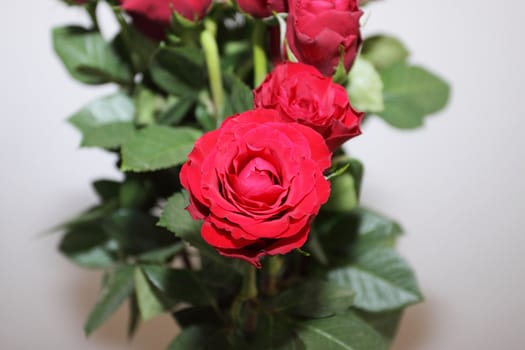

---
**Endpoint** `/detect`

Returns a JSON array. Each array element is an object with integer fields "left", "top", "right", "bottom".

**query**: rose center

[{"left": 234, "top": 157, "right": 283, "bottom": 203}]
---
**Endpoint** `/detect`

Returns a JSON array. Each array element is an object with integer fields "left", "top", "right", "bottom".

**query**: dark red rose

[
  {"left": 120, "top": 0, "right": 212, "bottom": 39},
  {"left": 286, "top": 0, "right": 363, "bottom": 76},
  {"left": 180, "top": 109, "right": 331, "bottom": 267},
  {"left": 254, "top": 62, "right": 363, "bottom": 151},
  {"left": 237, "top": 0, "right": 286, "bottom": 18}
]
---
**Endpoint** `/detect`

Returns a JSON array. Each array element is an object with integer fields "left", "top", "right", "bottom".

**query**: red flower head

[{"left": 180, "top": 109, "right": 331, "bottom": 267}]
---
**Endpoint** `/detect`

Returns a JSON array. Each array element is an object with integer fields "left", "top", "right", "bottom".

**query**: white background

[{"left": 1, "top": 0, "right": 524, "bottom": 349}]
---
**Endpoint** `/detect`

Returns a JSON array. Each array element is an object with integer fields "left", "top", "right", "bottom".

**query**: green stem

[
  {"left": 111, "top": 5, "right": 138, "bottom": 77},
  {"left": 200, "top": 20, "right": 225, "bottom": 123},
  {"left": 86, "top": 2, "right": 100, "bottom": 31},
  {"left": 230, "top": 264, "right": 258, "bottom": 328},
  {"left": 262, "top": 255, "right": 283, "bottom": 296},
  {"left": 252, "top": 20, "right": 267, "bottom": 87}
]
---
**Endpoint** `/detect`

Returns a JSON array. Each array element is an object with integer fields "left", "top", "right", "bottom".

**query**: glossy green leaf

[
  {"left": 69, "top": 93, "right": 136, "bottom": 149},
  {"left": 59, "top": 225, "right": 115, "bottom": 268},
  {"left": 293, "top": 312, "right": 387, "bottom": 350},
  {"left": 121, "top": 125, "right": 202, "bottom": 172},
  {"left": 167, "top": 325, "right": 229, "bottom": 350},
  {"left": 150, "top": 47, "right": 205, "bottom": 96},
  {"left": 347, "top": 57, "right": 384, "bottom": 113},
  {"left": 141, "top": 265, "right": 221, "bottom": 307},
  {"left": 274, "top": 281, "right": 354, "bottom": 318},
  {"left": 84, "top": 265, "right": 135, "bottom": 335},
  {"left": 158, "top": 191, "right": 202, "bottom": 247},
  {"left": 93, "top": 179, "right": 120, "bottom": 202},
  {"left": 102, "top": 209, "right": 177, "bottom": 256},
  {"left": 328, "top": 247, "right": 422, "bottom": 312},
  {"left": 52, "top": 26, "right": 132, "bottom": 85},
  {"left": 356, "top": 310, "right": 403, "bottom": 344},
  {"left": 134, "top": 267, "right": 170, "bottom": 320},
  {"left": 378, "top": 64, "right": 450, "bottom": 128},
  {"left": 361, "top": 35, "right": 409, "bottom": 70}
]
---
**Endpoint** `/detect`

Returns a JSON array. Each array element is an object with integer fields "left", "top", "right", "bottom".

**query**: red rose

[
  {"left": 254, "top": 62, "right": 363, "bottom": 151},
  {"left": 237, "top": 0, "right": 286, "bottom": 18},
  {"left": 120, "top": 0, "right": 212, "bottom": 39},
  {"left": 286, "top": 0, "right": 363, "bottom": 76},
  {"left": 180, "top": 109, "right": 331, "bottom": 267}
]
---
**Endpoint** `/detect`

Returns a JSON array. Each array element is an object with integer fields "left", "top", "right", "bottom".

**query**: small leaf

[
  {"left": 356, "top": 310, "right": 403, "bottom": 344},
  {"left": 69, "top": 93, "right": 136, "bottom": 149},
  {"left": 167, "top": 325, "right": 229, "bottom": 350},
  {"left": 59, "top": 225, "right": 115, "bottom": 268},
  {"left": 328, "top": 247, "right": 423, "bottom": 312},
  {"left": 141, "top": 265, "right": 221, "bottom": 307},
  {"left": 158, "top": 192, "right": 202, "bottom": 246},
  {"left": 134, "top": 267, "right": 170, "bottom": 320},
  {"left": 378, "top": 64, "right": 450, "bottom": 128},
  {"left": 361, "top": 35, "right": 409, "bottom": 70},
  {"left": 293, "top": 312, "right": 387, "bottom": 350},
  {"left": 84, "top": 265, "right": 135, "bottom": 336},
  {"left": 347, "top": 57, "right": 384, "bottom": 113},
  {"left": 150, "top": 46, "right": 205, "bottom": 96},
  {"left": 121, "top": 125, "right": 202, "bottom": 172},
  {"left": 52, "top": 26, "right": 132, "bottom": 85},
  {"left": 274, "top": 281, "right": 354, "bottom": 318}
]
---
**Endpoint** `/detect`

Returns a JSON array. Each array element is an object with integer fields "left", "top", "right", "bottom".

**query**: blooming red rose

[
  {"left": 180, "top": 109, "right": 331, "bottom": 267},
  {"left": 254, "top": 62, "right": 363, "bottom": 151},
  {"left": 286, "top": 0, "right": 363, "bottom": 76},
  {"left": 237, "top": 0, "right": 286, "bottom": 18},
  {"left": 120, "top": 0, "right": 212, "bottom": 39}
]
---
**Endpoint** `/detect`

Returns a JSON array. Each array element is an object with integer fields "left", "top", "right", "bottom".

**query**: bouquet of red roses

[{"left": 54, "top": 0, "right": 449, "bottom": 348}]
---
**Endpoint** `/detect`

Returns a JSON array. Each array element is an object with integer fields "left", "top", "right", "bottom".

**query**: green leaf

[
  {"left": 361, "top": 35, "right": 409, "bottom": 70},
  {"left": 158, "top": 96, "right": 195, "bottom": 125},
  {"left": 158, "top": 191, "right": 202, "bottom": 247},
  {"left": 136, "top": 242, "right": 185, "bottom": 263},
  {"left": 224, "top": 73, "right": 254, "bottom": 116},
  {"left": 274, "top": 281, "right": 354, "bottom": 318},
  {"left": 69, "top": 93, "right": 136, "bottom": 149},
  {"left": 59, "top": 225, "right": 115, "bottom": 268},
  {"left": 118, "top": 178, "right": 154, "bottom": 209},
  {"left": 173, "top": 306, "right": 224, "bottom": 328},
  {"left": 245, "top": 313, "right": 306, "bottom": 350},
  {"left": 347, "top": 57, "right": 384, "bottom": 113},
  {"left": 324, "top": 173, "right": 358, "bottom": 212},
  {"left": 328, "top": 247, "right": 423, "bottom": 312},
  {"left": 378, "top": 64, "right": 450, "bottom": 128},
  {"left": 150, "top": 46, "right": 205, "bottom": 96},
  {"left": 52, "top": 26, "right": 132, "bottom": 85},
  {"left": 128, "top": 292, "right": 141, "bottom": 339},
  {"left": 133, "top": 87, "right": 162, "bottom": 126},
  {"left": 113, "top": 26, "right": 158, "bottom": 73},
  {"left": 102, "top": 209, "right": 177, "bottom": 256},
  {"left": 84, "top": 265, "right": 135, "bottom": 336},
  {"left": 141, "top": 265, "right": 222, "bottom": 307},
  {"left": 134, "top": 267, "right": 170, "bottom": 320},
  {"left": 293, "top": 312, "right": 387, "bottom": 350},
  {"left": 356, "top": 310, "right": 403, "bottom": 345},
  {"left": 93, "top": 179, "right": 120, "bottom": 201},
  {"left": 121, "top": 125, "right": 202, "bottom": 172},
  {"left": 167, "top": 325, "right": 229, "bottom": 350}
]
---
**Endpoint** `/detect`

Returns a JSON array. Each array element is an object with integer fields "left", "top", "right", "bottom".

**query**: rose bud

[
  {"left": 120, "top": 0, "right": 212, "bottom": 39},
  {"left": 237, "top": 0, "right": 286, "bottom": 18},
  {"left": 254, "top": 62, "right": 363, "bottom": 151},
  {"left": 286, "top": 0, "right": 363, "bottom": 76},
  {"left": 180, "top": 109, "right": 331, "bottom": 267}
]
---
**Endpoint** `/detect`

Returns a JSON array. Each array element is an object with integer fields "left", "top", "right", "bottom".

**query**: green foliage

[
  {"left": 362, "top": 35, "right": 410, "bottom": 70},
  {"left": 347, "top": 57, "right": 384, "bottom": 113},
  {"left": 378, "top": 64, "right": 451, "bottom": 128},
  {"left": 69, "top": 93, "right": 136, "bottom": 149},
  {"left": 84, "top": 266, "right": 135, "bottom": 336},
  {"left": 53, "top": 26, "right": 132, "bottom": 85},
  {"left": 150, "top": 46, "right": 206, "bottom": 96},
  {"left": 121, "top": 125, "right": 202, "bottom": 172},
  {"left": 168, "top": 325, "right": 229, "bottom": 350},
  {"left": 294, "top": 312, "right": 388, "bottom": 350}
]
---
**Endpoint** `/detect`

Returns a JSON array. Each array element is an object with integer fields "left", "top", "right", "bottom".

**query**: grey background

[{"left": 1, "top": 0, "right": 524, "bottom": 349}]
